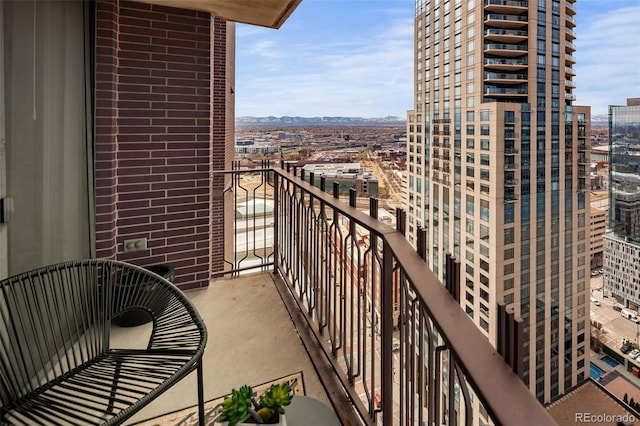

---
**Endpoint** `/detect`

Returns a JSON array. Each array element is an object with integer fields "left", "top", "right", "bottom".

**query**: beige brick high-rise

[{"left": 406, "top": 0, "right": 591, "bottom": 403}]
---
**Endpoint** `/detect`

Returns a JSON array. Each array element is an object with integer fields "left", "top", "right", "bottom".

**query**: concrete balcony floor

[{"left": 110, "top": 272, "right": 331, "bottom": 424}]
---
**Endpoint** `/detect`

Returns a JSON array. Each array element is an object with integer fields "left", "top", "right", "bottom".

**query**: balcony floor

[{"left": 110, "top": 272, "right": 331, "bottom": 424}]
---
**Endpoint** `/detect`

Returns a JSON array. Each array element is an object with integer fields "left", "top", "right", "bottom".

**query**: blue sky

[{"left": 236, "top": 0, "right": 640, "bottom": 118}]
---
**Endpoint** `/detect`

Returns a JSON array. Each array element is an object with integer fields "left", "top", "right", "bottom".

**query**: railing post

[
  {"left": 395, "top": 208, "right": 406, "bottom": 235},
  {"left": 273, "top": 171, "right": 279, "bottom": 275},
  {"left": 381, "top": 240, "right": 394, "bottom": 426},
  {"left": 320, "top": 176, "right": 326, "bottom": 193}
]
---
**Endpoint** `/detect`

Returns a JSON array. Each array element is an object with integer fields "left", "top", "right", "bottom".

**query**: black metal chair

[{"left": 0, "top": 259, "right": 207, "bottom": 425}]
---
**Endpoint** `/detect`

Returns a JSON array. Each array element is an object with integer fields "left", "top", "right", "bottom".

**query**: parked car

[
  {"left": 591, "top": 271, "right": 598, "bottom": 277},
  {"left": 614, "top": 305, "right": 623, "bottom": 312},
  {"left": 599, "top": 269, "right": 604, "bottom": 274},
  {"left": 621, "top": 343, "right": 632, "bottom": 354},
  {"left": 590, "top": 296, "right": 601, "bottom": 306},
  {"left": 629, "top": 349, "right": 640, "bottom": 359}
]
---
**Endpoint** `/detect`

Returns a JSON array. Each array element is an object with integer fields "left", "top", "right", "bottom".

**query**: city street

[{"left": 590, "top": 273, "right": 638, "bottom": 350}]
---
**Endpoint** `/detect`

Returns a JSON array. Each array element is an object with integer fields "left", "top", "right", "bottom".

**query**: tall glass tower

[
  {"left": 406, "top": 0, "right": 591, "bottom": 403},
  {"left": 604, "top": 99, "right": 640, "bottom": 309}
]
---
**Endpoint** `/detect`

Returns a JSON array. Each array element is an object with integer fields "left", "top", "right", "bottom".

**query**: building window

[
  {"left": 480, "top": 124, "right": 490, "bottom": 135},
  {"left": 504, "top": 248, "right": 515, "bottom": 260},
  {"left": 480, "top": 110, "right": 490, "bottom": 121},
  {"left": 480, "top": 199, "right": 489, "bottom": 221},
  {"left": 504, "top": 203, "right": 515, "bottom": 223}
]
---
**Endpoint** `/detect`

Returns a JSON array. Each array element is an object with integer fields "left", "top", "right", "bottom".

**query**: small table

[{"left": 285, "top": 396, "right": 341, "bottom": 425}]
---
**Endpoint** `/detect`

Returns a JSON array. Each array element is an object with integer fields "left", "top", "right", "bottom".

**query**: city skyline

[{"left": 236, "top": 0, "right": 640, "bottom": 118}]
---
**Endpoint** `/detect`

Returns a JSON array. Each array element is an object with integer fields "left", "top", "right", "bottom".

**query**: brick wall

[{"left": 95, "top": 0, "right": 226, "bottom": 289}]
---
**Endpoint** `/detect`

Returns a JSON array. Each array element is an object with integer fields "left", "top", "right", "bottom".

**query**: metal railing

[{"left": 213, "top": 161, "right": 556, "bottom": 425}]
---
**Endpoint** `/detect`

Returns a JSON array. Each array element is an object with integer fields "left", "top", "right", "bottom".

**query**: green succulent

[
  {"left": 219, "top": 385, "right": 254, "bottom": 426},
  {"left": 259, "top": 383, "right": 293, "bottom": 415}
]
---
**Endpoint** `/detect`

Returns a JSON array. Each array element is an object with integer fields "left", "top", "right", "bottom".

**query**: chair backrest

[{"left": 0, "top": 259, "right": 190, "bottom": 409}]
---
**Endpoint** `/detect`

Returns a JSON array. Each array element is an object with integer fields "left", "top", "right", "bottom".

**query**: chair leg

[{"left": 197, "top": 361, "right": 205, "bottom": 426}]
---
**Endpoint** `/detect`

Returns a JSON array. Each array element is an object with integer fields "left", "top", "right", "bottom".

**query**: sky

[{"left": 235, "top": 0, "right": 640, "bottom": 118}]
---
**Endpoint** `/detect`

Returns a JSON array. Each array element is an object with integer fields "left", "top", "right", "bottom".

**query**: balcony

[
  {"left": 485, "top": 13, "right": 529, "bottom": 28},
  {"left": 566, "top": 14, "right": 576, "bottom": 27},
  {"left": 484, "top": 28, "right": 528, "bottom": 43},
  {"left": 566, "top": 93, "right": 576, "bottom": 101},
  {"left": 504, "top": 147, "right": 519, "bottom": 154},
  {"left": 566, "top": 27, "right": 576, "bottom": 40},
  {"left": 484, "top": 71, "right": 528, "bottom": 84},
  {"left": 504, "top": 193, "right": 519, "bottom": 202},
  {"left": 504, "top": 178, "right": 520, "bottom": 186},
  {"left": 565, "top": 66, "right": 576, "bottom": 75},
  {"left": 505, "top": 163, "right": 519, "bottom": 170},
  {"left": 565, "top": 79, "right": 576, "bottom": 88},
  {"left": 484, "top": 43, "right": 528, "bottom": 57},
  {"left": 484, "top": 57, "right": 528, "bottom": 70},
  {"left": 565, "top": 53, "right": 576, "bottom": 64},
  {"left": 485, "top": 86, "right": 528, "bottom": 97},
  {"left": 201, "top": 163, "right": 555, "bottom": 425},
  {"left": 484, "top": 0, "right": 528, "bottom": 14},
  {"left": 565, "top": 40, "right": 576, "bottom": 52},
  {"left": 566, "top": 1, "right": 576, "bottom": 15}
]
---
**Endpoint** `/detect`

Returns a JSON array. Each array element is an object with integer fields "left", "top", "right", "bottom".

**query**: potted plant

[{"left": 217, "top": 383, "right": 293, "bottom": 426}]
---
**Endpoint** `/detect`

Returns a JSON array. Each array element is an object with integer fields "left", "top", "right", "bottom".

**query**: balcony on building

[
  {"left": 565, "top": 79, "right": 576, "bottom": 88},
  {"left": 484, "top": 13, "right": 528, "bottom": 28},
  {"left": 504, "top": 193, "right": 520, "bottom": 202},
  {"left": 565, "top": 53, "right": 576, "bottom": 64},
  {"left": 565, "top": 40, "right": 576, "bottom": 52},
  {"left": 504, "top": 162, "right": 520, "bottom": 170},
  {"left": 484, "top": 57, "right": 528, "bottom": 71},
  {"left": 484, "top": 42, "right": 528, "bottom": 57},
  {"left": 566, "top": 14, "right": 576, "bottom": 28},
  {"left": 504, "top": 147, "right": 519, "bottom": 155},
  {"left": 566, "top": 2, "right": 576, "bottom": 16},
  {"left": 504, "top": 178, "right": 520, "bottom": 186},
  {"left": 485, "top": 84, "right": 528, "bottom": 99},
  {"left": 484, "top": 29, "right": 528, "bottom": 48},
  {"left": 483, "top": 0, "right": 528, "bottom": 14},
  {"left": 566, "top": 27, "right": 576, "bottom": 40},
  {"left": 565, "top": 65, "right": 576, "bottom": 76},
  {"left": 484, "top": 71, "right": 528, "bottom": 84}
]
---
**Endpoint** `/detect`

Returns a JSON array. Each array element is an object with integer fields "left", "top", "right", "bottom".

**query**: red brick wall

[{"left": 95, "top": 0, "right": 224, "bottom": 289}]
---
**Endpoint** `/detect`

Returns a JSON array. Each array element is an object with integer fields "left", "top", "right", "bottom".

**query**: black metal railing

[{"left": 213, "top": 161, "right": 556, "bottom": 425}]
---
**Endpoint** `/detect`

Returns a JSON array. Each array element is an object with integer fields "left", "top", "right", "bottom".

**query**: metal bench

[{"left": 0, "top": 259, "right": 207, "bottom": 425}]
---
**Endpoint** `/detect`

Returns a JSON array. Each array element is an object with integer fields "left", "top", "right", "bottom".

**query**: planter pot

[
  {"left": 239, "top": 414, "right": 287, "bottom": 426},
  {"left": 216, "top": 413, "right": 287, "bottom": 426}
]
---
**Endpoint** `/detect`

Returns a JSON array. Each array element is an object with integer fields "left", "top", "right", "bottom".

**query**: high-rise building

[
  {"left": 406, "top": 0, "right": 591, "bottom": 403},
  {"left": 603, "top": 99, "right": 640, "bottom": 308}
]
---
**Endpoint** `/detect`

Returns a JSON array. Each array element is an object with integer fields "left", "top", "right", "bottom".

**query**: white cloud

[{"left": 236, "top": 11, "right": 414, "bottom": 117}]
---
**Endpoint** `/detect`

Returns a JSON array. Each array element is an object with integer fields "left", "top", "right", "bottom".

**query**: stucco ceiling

[{"left": 135, "top": 0, "right": 302, "bottom": 29}]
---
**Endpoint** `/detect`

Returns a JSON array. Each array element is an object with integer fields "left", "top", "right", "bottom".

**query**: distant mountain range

[
  {"left": 236, "top": 116, "right": 406, "bottom": 126},
  {"left": 591, "top": 115, "right": 608, "bottom": 126},
  {"left": 236, "top": 114, "right": 609, "bottom": 126}
]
